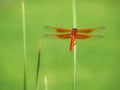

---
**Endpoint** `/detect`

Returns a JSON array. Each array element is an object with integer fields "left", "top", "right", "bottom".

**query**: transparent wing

[
  {"left": 44, "top": 34, "right": 71, "bottom": 39},
  {"left": 77, "top": 27, "right": 105, "bottom": 33},
  {"left": 45, "top": 26, "right": 72, "bottom": 33},
  {"left": 76, "top": 34, "right": 103, "bottom": 40}
]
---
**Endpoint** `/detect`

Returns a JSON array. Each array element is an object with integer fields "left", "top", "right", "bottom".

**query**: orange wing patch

[
  {"left": 44, "top": 34, "right": 71, "bottom": 39},
  {"left": 45, "top": 26, "right": 71, "bottom": 33},
  {"left": 78, "top": 27, "right": 105, "bottom": 33}
]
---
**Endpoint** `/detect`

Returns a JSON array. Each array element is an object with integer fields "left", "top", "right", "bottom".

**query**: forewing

[
  {"left": 77, "top": 27, "right": 105, "bottom": 33},
  {"left": 45, "top": 26, "right": 71, "bottom": 33}
]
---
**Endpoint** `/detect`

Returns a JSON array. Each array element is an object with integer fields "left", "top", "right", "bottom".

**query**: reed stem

[
  {"left": 22, "top": 1, "right": 27, "bottom": 90},
  {"left": 72, "top": 0, "right": 77, "bottom": 28},
  {"left": 44, "top": 76, "right": 48, "bottom": 90},
  {"left": 36, "top": 42, "right": 41, "bottom": 90},
  {"left": 72, "top": 0, "right": 77, "bottom": 90}
]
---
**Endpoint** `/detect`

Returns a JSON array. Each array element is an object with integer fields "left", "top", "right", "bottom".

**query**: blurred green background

[{"left": 0, "top": 0, "right": 120, "bottom": 90}]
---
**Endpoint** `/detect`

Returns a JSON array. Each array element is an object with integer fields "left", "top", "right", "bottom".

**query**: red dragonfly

[{"left": 45, "top": 26, "right": 104, "bottom": 52}]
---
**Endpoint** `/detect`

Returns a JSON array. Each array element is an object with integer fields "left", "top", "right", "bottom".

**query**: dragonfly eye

[{"left": 72, "top": 28, "right": 77, "bottom": 30}]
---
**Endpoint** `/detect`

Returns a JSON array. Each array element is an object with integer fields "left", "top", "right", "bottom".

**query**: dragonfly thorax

[{"left": 71, "top": 28, "right": 78, "bottom": 37}]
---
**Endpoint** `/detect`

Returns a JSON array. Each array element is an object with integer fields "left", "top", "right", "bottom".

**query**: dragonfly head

[{"left": 72, "top": 28, "right": 77, "bottom": 30}]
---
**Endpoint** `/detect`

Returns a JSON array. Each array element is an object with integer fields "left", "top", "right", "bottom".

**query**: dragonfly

[{"left": 44, "top": 26, "right": 104, "bottom": 52}]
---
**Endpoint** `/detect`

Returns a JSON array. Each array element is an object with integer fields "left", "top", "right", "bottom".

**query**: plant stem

[
  {"left": 72, "top": 0, "right": 77, "bottom": 28},
  {"left": 22, "top": 1, "right": 27, "bottom": 90},
  {"left": 73, "top": 44, "right": 76, "bottom": 90},
  {"left": 44, "top": 76, "right": 48, "bottom": 90},
  {"left": 36, "top": 43, "right": 41, "bottom": 90},
  {"left": 72, "top": 0, "right": 77, "bottom": 90}
]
